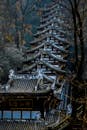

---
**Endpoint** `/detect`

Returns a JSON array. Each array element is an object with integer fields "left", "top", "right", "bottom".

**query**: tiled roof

[
  {"left": 0, "top": 77, "right": 52, "bottom": 93},
  {"left": 7, "top": 79, "right": 38, "bottom": 93}
]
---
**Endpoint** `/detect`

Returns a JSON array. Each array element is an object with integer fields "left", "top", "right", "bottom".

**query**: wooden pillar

[
  {"left": 11, "top": 111, "right": 13, "bottom": 120},
  {"left": 21, "top": 111, "right": 22, "bottom": 120},
  {"left": 40, "top": 108, "right": 44, "bottom": 118},
  {"left": 30, "top": 111, "right": 32, "bottom": 119},
  {"left": 1, "top": 111, "right": 3, "bottom": 120}
]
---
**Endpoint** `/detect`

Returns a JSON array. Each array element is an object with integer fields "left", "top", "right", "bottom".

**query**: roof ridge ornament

[
  {"left": 9, "top": 69, "right": 15, "bottom": 79},
  {"left": 35, "top": 69, "right": 44, "bottom": 91},
  {"left": 40, "top": 52, "right": 43, "bottom": 61},
  {"left": 51, "top": 76, "right": 56, "bottom": 90}
]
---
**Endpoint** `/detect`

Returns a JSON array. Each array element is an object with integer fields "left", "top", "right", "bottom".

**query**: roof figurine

[{"left": 9, "top": 69, "right": 15, "bottom": 79}]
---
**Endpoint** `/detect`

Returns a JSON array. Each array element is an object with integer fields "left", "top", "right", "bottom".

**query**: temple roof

[
  {"left": 7, "top": 79, "right": 37, "bottom": 93},
  {"left": 0, "top": 74, "right": 53, "bottom": 93}
]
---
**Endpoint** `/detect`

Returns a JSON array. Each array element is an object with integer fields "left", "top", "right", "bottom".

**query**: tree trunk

[
  {"left": 69, "top": 0, "right": 79, "bottom": 72},
  {"left": 20, "top": 15, "right": 25, "bottom": 46},
  {"left": 75, "top": 7, "right": 85, "bottom": 80},
  {"left": 72, "top": 11, "right": 78, "bottom": 71}
]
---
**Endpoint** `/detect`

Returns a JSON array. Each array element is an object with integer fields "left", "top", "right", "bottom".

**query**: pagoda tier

[
  {"left": 23, "top": 41, "right": 68, "bottom": 65},
  {"left": 38, "top": 19, "right": 69, "bottom": 32},
  {"left": 42, "top": 1, "right": 59, "bottom": 13},
  {"left": 34, "top": 26, "right": 67, "bottom": 38},
  {"left": 42, "top": 7, "right": 58, "bottom": 19},
  {"left": 40, "top": 14, "right": 60, "bottom": 24},
  {"left": 29, "top": 33, "right": 70, "bottom": 45},
  {"left": 40, "top": 3, "right": 62, "bottom": 24},
  {"left": 26, "top": 39, "right": 69, "bottom": 54},
  {"left": 23, "top": 50, "right": 67, "bottom": 64},
  {"left": 20, "top": 61, "right": 68, "bottom": 75},
  {"left": 37, "top": 16, "right": 64, "bottom": 30}
]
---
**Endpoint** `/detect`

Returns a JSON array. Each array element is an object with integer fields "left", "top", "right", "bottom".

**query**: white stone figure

[
  {"left": 49, "top": 30, "right": 52, "bottom": 34},
  {"left": 35, "top": 69, "right": 43, "bottom": 91},
  {"left": 54, "top": 86, "right": 62, "bottom": 94},
  {"left": 47, "top": 37, "right": 50, "bottom": 42},
  {"left": 54, "top": 80, "right": 65, "bottom": 94},
  {"left": 54, "top": 17, "right": 56, "bottom": 20},
  {"left": 38, "top": 69, "right": 43, "bottom": 85},
  {"left": 40, "top": 53, "right": 43, "bottom": 61},
  {"left": 44, "top": 43, "right": 46, "bottom": 51},
  {"left": 9, "top": 69, "right": 15, "bottom": 79},
  {"left": 52, "top": 23, "right": 54, "bottom": 27},
  {"left": 35, "top": 86, "right": 37, "bottom": 91},
  {"left": 67, "top": 104, "right": 72, "bottom": 115},
  {"left": 51, "top": 77, "right": 56, "bottom": 90},
  {"left": 5, "top": 84, "right": 10, "bottom": 91}
]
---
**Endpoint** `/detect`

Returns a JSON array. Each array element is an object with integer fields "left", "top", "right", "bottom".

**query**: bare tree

[
  {"left": 59, "top": 0, "right": 87, "bottom": 80},
  {"left": 15, "top": 0, "right": 37, "bottom": 47}
]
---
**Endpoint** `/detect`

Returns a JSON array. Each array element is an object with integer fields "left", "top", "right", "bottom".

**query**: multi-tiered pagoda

[{"left": 0, "top": 1, "right": 72, "bottom": 130}]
